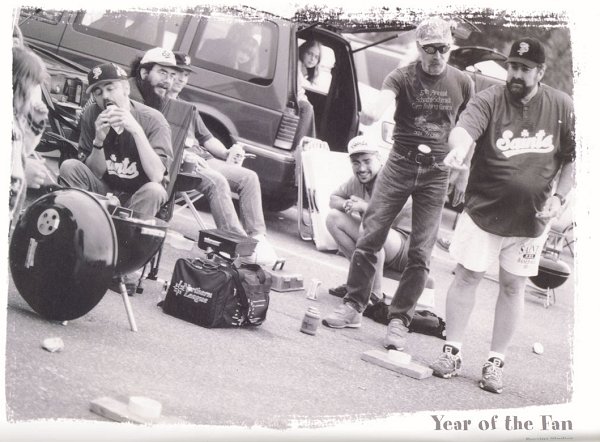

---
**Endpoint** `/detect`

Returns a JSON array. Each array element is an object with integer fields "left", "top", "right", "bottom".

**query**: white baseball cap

[
  {"left": 347, "top": 136, "right": 378, "bottom": 156},
  {"left": 140, "top": 47, "right": 177, "bottom": 68}
]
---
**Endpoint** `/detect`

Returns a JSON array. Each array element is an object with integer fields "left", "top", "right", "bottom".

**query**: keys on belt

[{"left": 396, "top": 145, "right": 437, "bottom": 166}]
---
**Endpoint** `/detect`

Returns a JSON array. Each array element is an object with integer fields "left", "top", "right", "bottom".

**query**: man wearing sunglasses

[
  {"left": 323, "top": 18, "right": 473, "bottom": 347},
  {"left": 431, "top": 37, "right": 575, "bottom": 394}
]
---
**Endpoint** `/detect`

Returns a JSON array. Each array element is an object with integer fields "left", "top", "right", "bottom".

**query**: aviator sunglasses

[{"left": 420, "top": 44, "right": 451, "bottom": 55}]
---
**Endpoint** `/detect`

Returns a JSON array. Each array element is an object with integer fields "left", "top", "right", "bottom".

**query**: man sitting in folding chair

[
  {"left": 127, "top": 47, "right": 278, "bottom": 267},
  {"left": 58, "top": 62, "right": 173, "bottom": 294}
]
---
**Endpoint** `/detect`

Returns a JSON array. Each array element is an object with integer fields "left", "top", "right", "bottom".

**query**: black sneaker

[{"left": 328, "top": 284, "right": 348, "bottom": 298}]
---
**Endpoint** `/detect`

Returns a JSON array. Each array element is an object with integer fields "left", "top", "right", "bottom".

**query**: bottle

[
  {"left": 300, "top": 306, "right": 320, "bottom": 335},
  {"left": 226, "top": 143, "right": 245, "bottom": 166}
]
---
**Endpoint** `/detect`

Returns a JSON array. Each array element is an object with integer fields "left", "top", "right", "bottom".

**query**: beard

[
  {"left": 138, "top": 77, "right": 168, "bottom": 110},
  {"left": 506, "top": 78, "right": 535, "bottom": 100}
]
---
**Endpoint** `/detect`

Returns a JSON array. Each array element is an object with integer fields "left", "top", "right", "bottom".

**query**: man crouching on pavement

[
  {"left": 59, "top": 62, "right": 173, "bottom": 292},
  {"left": 430, "top": 37, "right": 575, "bottom": 394}
]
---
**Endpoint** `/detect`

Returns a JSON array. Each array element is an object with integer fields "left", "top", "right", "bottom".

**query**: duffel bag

[
  {"left": 231, "top": 263, "right": 272, "bottom": 326},
  {"left": 162, "top": 257, "right": 244, "bottom": 328}
]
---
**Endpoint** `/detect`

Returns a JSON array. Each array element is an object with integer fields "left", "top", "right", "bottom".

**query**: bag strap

[
  {"left": 238, "top": 263, "right": 267, "bottom": 284},
  {"left": 229, "top": 266, "right": 250, "bottom": 311}
]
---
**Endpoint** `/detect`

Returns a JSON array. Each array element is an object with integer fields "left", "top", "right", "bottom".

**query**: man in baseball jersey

[
  {"left": 430, "top": 37, "right": 575, "bottom": 393},
  {"left": 322, "top": 17, "right": 473, "bottom": 351}
]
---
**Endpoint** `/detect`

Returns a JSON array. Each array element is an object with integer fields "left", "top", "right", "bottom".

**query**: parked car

[{"left": 20, "top": 7, "right": 503, "bottom": 211}]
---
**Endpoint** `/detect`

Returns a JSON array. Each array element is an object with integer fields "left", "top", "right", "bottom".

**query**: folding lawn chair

[{"left": 144, "top": 99, "right": 207, "bottom": 282}]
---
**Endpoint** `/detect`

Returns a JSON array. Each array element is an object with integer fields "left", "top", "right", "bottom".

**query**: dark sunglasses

[{"left": 420, "top": 44, "right": 451, "bottom": 55}]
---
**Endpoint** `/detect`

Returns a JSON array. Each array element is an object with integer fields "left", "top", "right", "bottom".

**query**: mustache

[{"left": 507, "top": 78, "right": 526, "bottom": 87}]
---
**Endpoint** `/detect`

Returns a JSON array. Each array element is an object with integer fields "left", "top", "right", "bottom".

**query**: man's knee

[
  {"left": 138, "top": 182, "right": 168, "bottom": 204},
  {"left": 326, "top": 209, "right": 344, "bottom": 234},
  {"left": 499, "top": 269, "right": 527, "bottom": 298},
  {"left": 196, "top": 171, "right": 231, "bottom": 200},
  {"left": 239, "top": 168, "right": 261, "bottom": 192},
  {"left": 59, "top": 158, "right": 86, "bottom": 181},
  {"left": 454, "top": 263, "right": 485, "bottom": 286}
]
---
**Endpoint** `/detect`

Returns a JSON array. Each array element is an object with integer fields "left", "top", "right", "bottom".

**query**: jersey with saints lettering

[
  {"left": 457, "top": 84, "right": 575, "bottom": 237},
  {"left": 79, "top": 99, "right": 173, "bottom": 194}
]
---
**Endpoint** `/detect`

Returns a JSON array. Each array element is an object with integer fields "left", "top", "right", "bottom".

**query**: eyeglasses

[{"left": 420, "top": 44, "right": 451, "bottom": 55}]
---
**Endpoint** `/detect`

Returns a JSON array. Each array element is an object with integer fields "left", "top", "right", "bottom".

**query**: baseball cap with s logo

[{"left": 506, "top": 37, "right": 546, "bottom": 68}]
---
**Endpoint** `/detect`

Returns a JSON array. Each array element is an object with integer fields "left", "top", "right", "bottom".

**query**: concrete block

[
  {"left": 90, "top": 396, "right": 187, "bottom": 425},
  {"left": 361, "top": 349, "right": 433, "bottom": 380}
]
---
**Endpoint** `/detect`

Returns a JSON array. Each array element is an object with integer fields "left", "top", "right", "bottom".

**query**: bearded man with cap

[
  {"left": 430, "top": 37, "right": 575, "bottom": 394},
  {"left": 59, "top": 62, "right": 173, "bottom": 217},
  {"left": 129, "top": 48, "right": 278, "bottom": 266},
  {"left": 322, "top": 17, "right": 473, "bottom": 348}
]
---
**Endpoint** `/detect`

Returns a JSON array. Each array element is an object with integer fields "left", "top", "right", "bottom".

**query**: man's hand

[
  {"left": 443, "top": 146, "right": 470, "bottom": 171},
  {"left": 536, "top": 195, "right": 563, "bottom": 221},
  {"left": 183, "top": 151, "right": 208, "bottom": 171},
  {"left": 343, "top": 195, "right": 368, "bottom": 214},
  {"left": 106, "top": 106, "right": 141, "bottom": 136},
  {"left": 93, "top": 109, "right": 112, "bottom": 144},
  {"left": 448, "top": 168, "right": 469, "bottom": 207},
  {"left": 24, "top": 157, "right": 47, "bottom": 189}
]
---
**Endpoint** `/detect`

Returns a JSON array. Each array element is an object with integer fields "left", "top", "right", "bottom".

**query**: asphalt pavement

[{"left": 4, "top": 190, "right": 575, "bottom": 434}]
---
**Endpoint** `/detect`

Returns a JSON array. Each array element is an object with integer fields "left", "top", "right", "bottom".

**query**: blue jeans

[
  {"left": 344, "top": 150, "right": 449, "bottom": 326},
  {"left": 59, "top": 159, "right": 168, "bottom": 217},
  {"left": 193, "top": 158, "right": 266, "bottom": 237}
]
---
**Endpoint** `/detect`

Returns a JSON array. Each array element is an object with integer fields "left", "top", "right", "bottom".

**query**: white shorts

[{"left": 449, "top": 213, "right": 549, "bottom": 277}]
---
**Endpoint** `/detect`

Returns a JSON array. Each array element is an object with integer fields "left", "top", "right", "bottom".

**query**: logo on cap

[
  {"left": 517, "top": 42, "right": 530, "bottom": 56},
  {"left": 92, "top": 66, "right": 102, "bottom": 80}
]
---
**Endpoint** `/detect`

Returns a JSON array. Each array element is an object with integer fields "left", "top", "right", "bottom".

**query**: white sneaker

[{"left": 241, "top": 234, "right": 278, "bottom": 267}]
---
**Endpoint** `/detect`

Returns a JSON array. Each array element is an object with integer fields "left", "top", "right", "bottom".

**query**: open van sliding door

[{"left": 296, "top": 26, "right": 360, "bottom": 153}]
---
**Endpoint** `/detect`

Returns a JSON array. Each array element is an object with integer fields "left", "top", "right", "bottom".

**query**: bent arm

[
  {"left": 129, "top": 125, "right": 166, "bottom": 183},
  {"left": 203, "top": 137, "right": 229, "bottom": 161},
  {"left": 330, "top": 194, "right": 347, "bottom": 211},
  {"left": 555, "top": 160, "right": 575, "bottom": 200},
  {"left": 360, "top": 89, "right": 395, "bottom": 126}
]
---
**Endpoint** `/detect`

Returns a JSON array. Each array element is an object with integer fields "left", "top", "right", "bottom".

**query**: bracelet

[
  {"left": 553, "top": 193, "right": 566, "bottom": 206},
  {"left": 93, "top": 140, "right": 104, "bottom": 150}
]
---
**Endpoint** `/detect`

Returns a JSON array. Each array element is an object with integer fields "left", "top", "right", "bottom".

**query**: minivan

[{"left": 20, "top": 7, "right": 502, "bottom": 211}]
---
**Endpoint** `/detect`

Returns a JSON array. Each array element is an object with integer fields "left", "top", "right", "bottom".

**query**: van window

[
  {"left": 297, "top": 38, "right": 334, "bottom": 95},
  {"left": 20, "top": 8, "right": 63, "bottom": 25},
  {"left": 191, "top": 16, "right": 277, "bottom": 83},
  {"left": 73, "top": 11, "right": 187, "bottom": 50}
]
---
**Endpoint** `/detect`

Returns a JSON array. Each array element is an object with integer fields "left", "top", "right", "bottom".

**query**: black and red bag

[{"left": 162, "top": 256, "right": 271, "bottom": 328}]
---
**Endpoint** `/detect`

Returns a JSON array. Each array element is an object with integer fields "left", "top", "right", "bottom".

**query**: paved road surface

[{"left": 5, "top": 194, "right": 575, "bottom": 433}]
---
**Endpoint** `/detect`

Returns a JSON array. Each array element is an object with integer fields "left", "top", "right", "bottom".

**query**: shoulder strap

[
  {"left": 239, "top": 263, "right": 267, "bottom": 283},
  {"left": 229, "top": 265, "right": 250, "bottom": 312}
]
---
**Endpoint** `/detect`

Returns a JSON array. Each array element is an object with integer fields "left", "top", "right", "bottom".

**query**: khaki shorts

[{"left": 449, "top": 213, "right": 549, "bottom": 277}]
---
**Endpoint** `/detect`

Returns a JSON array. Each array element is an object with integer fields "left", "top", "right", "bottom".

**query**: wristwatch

[
  {"left": 553, "top": 193, "right": 566, "bottom": 206},
  {"left": 92, "top": 140, "right": 103, "bottom": 150}
]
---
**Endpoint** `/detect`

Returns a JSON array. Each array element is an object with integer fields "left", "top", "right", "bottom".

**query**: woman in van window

[{"left": 299, "top": 39, "right": 322, "bottom": 86}]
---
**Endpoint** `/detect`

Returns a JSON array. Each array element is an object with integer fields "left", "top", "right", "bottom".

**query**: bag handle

[
  {"left": 239, "top": 263, "right": 267, "bottom": 284},
  {"left": 190, "top": 257, "right": 219, "bottom": 270}
]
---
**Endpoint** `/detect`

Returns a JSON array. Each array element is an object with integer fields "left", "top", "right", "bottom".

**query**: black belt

[{"left": 396, "top": 145, "right": 437, "bottom": 166}]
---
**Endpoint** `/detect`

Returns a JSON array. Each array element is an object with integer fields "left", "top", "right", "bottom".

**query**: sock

[
  {"left": 444, "top": 341, "right": 462, "bottom": 355},
  {"left": 488, "top": 351, "right": 505, "bottom": 366}
]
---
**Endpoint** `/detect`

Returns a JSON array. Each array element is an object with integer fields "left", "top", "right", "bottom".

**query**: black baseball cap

[
  {"left": 86, "top": 63, "right": 129, "bottom": 93},
  {"left": 506, "top": 37, "right": 546, "bottom": 68},
  {"left": 173, "top": 51, "right": 193, "bottom": 72}
]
